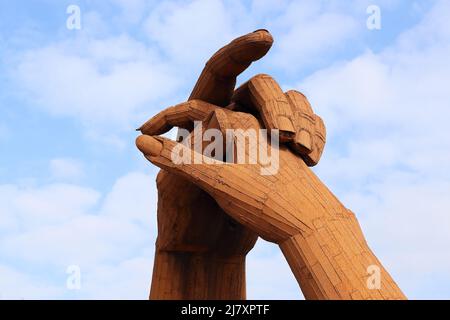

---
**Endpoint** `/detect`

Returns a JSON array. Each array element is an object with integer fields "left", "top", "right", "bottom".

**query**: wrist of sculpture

[
  {"left": 150, "top": 249, "right": 247, "bottom": 300},
  {"left": 279, "top": 218, "right": 407, "bottom": 300}
]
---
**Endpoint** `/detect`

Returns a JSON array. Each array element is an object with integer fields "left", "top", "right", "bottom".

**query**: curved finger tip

[
  {"left": 252, "top": 29, "right": 273, "bottom": 44},
  {"left": 230, "top": 30, "right": 274, "bottom": 63},
  {"left": 136, "top": 135, "right": 163, "bottom": 157},
  {"left": 247, "top": 29, "right": 274, "bottom": 54}
]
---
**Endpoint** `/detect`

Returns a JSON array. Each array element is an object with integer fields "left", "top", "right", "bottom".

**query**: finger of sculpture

[
  {"left": 232, "top": 74, "right": 296, "bottom": 142},
  {"left": 189, "top": 30, "right": 273, "bottom": 107},
  {"left": 136, "top": 134, "right": 241, "bottom": 190},
  {"left": 285, "top": 90, "right": 326, "bottom": 166},
  {"left": 307, "top": 114, "right": 326, "bottom": 166},
  {"left": 285, "top": 90, "right": 315, "bottom": 153},
  {"left": 136, "top": 134, "right": 163, "bottom": 157},
  {"left": 138, "top": 100, "right": 219, "bottom": 135}
]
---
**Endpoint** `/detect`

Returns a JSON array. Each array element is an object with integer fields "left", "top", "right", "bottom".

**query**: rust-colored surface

[{"left": 136, "top": 30, "right": 406, "bottom": 300}]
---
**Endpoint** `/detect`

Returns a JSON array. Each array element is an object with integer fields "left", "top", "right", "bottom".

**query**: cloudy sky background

[{"left": 0, "top": 0, "right": 449, "bottom": 299}]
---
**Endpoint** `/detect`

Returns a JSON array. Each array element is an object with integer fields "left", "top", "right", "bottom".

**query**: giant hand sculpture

[{"left": 136, "top": 30, "right": 406, "bottom": 300}]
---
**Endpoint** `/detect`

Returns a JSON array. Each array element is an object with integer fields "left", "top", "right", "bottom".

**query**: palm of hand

[{"left": 155, "top": 170, "right": 258, "bottom": 257}]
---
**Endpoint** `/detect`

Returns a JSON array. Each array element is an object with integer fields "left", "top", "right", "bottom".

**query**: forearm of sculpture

[
  {"left": 280, "top": 223, "right": 406, "bottom": 300},
  {"left": 278, "top": 170, "right": 406, "bottom": 300},
  {"left": 150, "top": 250, "right": 247, "bottom": 300},
  {"left": 149, "top": 171, "right": 253, "bottom": 300}
]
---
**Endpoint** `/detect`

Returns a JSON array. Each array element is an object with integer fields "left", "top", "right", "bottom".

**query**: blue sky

[{"left": 1, "top": 0, "right": 449, "bottom": 299}]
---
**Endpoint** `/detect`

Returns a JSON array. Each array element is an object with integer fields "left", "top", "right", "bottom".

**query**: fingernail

[
  {"left": 137, "top": 120, "right": 150, "bottom": 133},
  {"left": 253, "top": 28, "right": 269, "bottom": 33},
  {"left": 136, "top": 122, "right": 146, "bottom": 132},
  {"left": 136, "top": 135, "right": 163, "bottom": 157}
]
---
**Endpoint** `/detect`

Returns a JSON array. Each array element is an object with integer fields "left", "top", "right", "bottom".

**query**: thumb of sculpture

[{"left": 136, "top": 135, "right": 163, "bottom": 157}]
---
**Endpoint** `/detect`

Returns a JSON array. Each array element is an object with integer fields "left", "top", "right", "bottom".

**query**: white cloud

[
  {"left": 7, "top": 0, "right": 367, "bottom": 147},
  {"left": 0, "top": 264, "right": 63, "bottom": 299},
  {"left": 12, "top": 34, "right": 180, "bottom": 139},
  {"left": 1, "top": 214, "right": 148, "bottom": 266},
  {"left": 0, "top": 183, "right": 100, "bottom": 232},
  {"left": 270, "top": 1, "right": 359, "bottom": 70},
  {"left": 112, "top": 0, "right": 148, "bottom": 23},
  {"left": 50, "top": 158, "right": 84, "bottom": 181},
  {"left": 100, "top": 172, "right": 156, "bottom": 225},
  {"left": 81, "top": 256, "right": 153, "bottom": 299},
  {"left": 144, "top": 0, "right": 234, "bottom": 67},
  {"left": 142, "top": 0, "right": 363, "bottom": 74},
  {"left": 0, "top": 171, "right": 157, "bottom": 299}
]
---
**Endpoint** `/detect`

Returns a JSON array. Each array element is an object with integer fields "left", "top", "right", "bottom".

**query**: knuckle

[{"left": 250, "top": 73, "right": 272, "bottom": 81}]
